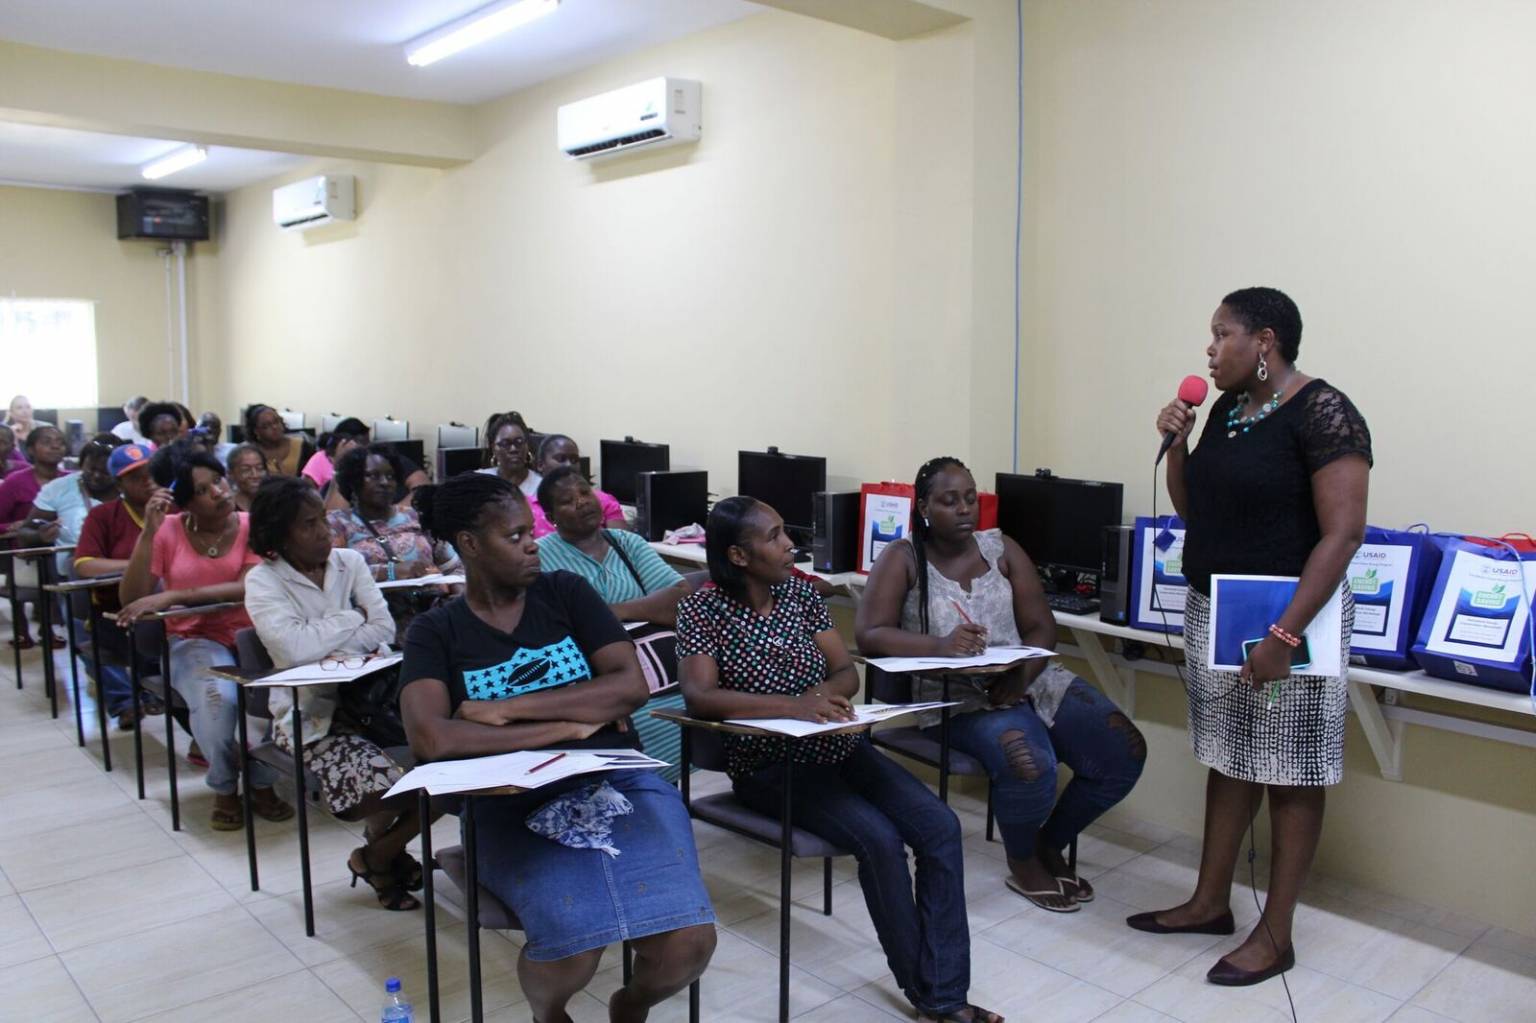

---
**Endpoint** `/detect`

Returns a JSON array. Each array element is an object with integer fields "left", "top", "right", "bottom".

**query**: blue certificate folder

[{"left": 1207, "top": 575, "right": 1344, "bottom": 676}]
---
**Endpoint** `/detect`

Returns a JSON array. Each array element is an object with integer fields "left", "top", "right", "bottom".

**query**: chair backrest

[
  {"left": 233, "top": 628, "right": 275, "bottom": 718},
  {"left": 132, "top": 619, "right": 166, "bottom": 662},
  {"left": 690, "top": 726, "right": 730, "bottom": 773},
  {"left": 682, "top": 569, "right": 711, "bottom": 592},
  {"left": 864, "top": 663, "right": 914, "bottom": 703}
]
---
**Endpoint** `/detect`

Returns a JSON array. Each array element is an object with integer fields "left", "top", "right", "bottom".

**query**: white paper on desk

[
  {"left": 376, "top": 573, "right": 464, "bottom": 590},
  {"left": 384, "top": 748, "right": 667, "bottom": 799},
  {"left": 254, "top": 652, "right": 404, "bottom": 687},
  {"left": 725, "top": 701, "right": 960, "bottom": 738},
  {"left": 866, "top": 645, "right": 1055, "bottom": 674}
]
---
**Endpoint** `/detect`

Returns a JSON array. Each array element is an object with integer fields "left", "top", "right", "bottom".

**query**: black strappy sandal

[
  {"left": 917, "top": 1005, "right": 1004, "bottom": 1022},
  {"left": 392, "top": 851, "right": 425, "bottom": 892},
  {"left": 348, "top": 847, "right": 421, "bottom": 912}
]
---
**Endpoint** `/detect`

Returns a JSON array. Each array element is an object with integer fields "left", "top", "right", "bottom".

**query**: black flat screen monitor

[
  {"left": 737, "top": 450, "right": 827, "bottom": 534},
  {"left": 96, "top": 406, "right": 129, "bottom": 433},
  {"left": 600, "top": 439, "right": 670, "bottom": 505},
  {"left": 386, "top": 439, "right": 426, "bottom": 475},
  {"left": 995, "top": 473, "right": 1124, "bottom": 577},
  {"left": 436, "top": 445, "right": 485, "bottom": 481}
]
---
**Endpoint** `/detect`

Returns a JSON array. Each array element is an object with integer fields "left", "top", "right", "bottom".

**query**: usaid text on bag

[
  {"left": 1411, "top": 539, "right": 1536, "bottom": 692},
  {"left": 1130, "top": 516, "right": 1187, "bottom": 633},
  {"left": 1346, "top": 527, "right": 1442, "bottom": 670}
]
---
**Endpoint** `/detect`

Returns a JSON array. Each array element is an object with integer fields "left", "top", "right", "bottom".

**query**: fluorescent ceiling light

[
  {"left": 405, "top": 0, "right": 560, "bottom": 67},
  {"left": 141, "top": 144, "right": 207, "bottom": 181}
]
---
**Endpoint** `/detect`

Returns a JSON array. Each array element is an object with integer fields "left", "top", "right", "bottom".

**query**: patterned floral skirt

[
  {"left": 275, "top": 722, "right": 404, "bottom": 817},
  {"left": 1182, "top": 587, "right": 1353, "bottom": 787}
]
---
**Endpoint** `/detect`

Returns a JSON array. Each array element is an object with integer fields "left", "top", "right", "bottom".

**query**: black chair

[
  {"left": 128, "top": 618, "right": 189, "bottom": 829},
  {"left": 427, "top": 839, "right": 701, "bottom": 1023},
  {"left": 671, "top": 719, "right": 851, "bottom": 1023},
  {"left": 864, "top": 663, "right": 996, "bottom": 839}
]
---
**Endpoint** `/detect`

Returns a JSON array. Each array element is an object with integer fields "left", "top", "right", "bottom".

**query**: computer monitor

[
  {"left": 96, "top": 406, "right": 128, "bottom": 433},
  {"left": 737, "top": 449, "right": 828, "bottom": 536},
  {"left": 436, "top": 445, "right": 485, "bottom": 481},
  {"left": 372, "top": 418, "right": 409, "bottom": 443},
  {"left": 386, "top": 439, "right": 426, "bottom": 475},
  {"left": 319, "top": 414, "right": 346, "bottom": 434},
  {"left": 279, "top": 409, "right": 305, "bottom": 431},
  {"left": 994, "top": 472, "right": 1124, "bottom": 579},
  {"left": 599, "top": 438, "right": 670, "bottom": 505}
]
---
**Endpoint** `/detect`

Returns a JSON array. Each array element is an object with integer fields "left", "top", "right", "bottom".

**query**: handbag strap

[
  {"left": 601, "top": 530, "right": 647, "bottom": 592},
  {"left": 359, "top": 511, "right": 402, "bottom": 563}
]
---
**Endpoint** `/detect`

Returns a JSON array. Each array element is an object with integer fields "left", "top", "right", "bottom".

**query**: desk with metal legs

[
  {"left": 5, "top": 545, "right": 75, "bottom": 715},
  {"left": 43, "top": 574, "right": 122, "bottom": 767}
]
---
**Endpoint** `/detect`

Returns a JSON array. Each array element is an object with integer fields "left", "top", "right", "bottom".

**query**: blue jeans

[
  {"left": 74, "top": 618, "right": 137, "bottom": 715},
  {"left": 930, "top": 678, "right": 1145, "bottom": 862},
  {"left": 734, "top": 739, "right": 970, "bottom": 1015},
  {"left": 168, "top": 637, "right": 276, "bottom": 796}
]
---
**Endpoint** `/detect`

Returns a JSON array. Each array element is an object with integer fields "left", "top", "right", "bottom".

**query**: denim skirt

[{"left": 468, "top": 769, "right": 715, "bottom": 961}]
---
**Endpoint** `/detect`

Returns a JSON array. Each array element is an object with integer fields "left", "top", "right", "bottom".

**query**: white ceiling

[
  {"left": 0, "top": 0, "right": 761, "bottom": 105},
  {"left": 0, "top": 122, "right": 310, "bottom": 194}
]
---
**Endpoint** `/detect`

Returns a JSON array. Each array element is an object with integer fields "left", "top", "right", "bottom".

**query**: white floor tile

[
  {"left": 60, "top": 905, "right": 301, "bottom": 1023},
  {"left": 1133, "top": 946, "right": 1401, "bottom": 1023},
  {"left": 0, "top": 954, "right": 98, "bottom": 1022},
  {"left": 1408, "top": 944, "right": 1536, "bottom": 1023},
  {"left": 134, "top": 968, "right": 363, "bottom": 1022},
  {"left": 0, "top": 811, "right": 183, "bottom": 892},
  {"left": 0, "top": 893, "right": 53, "bottom": 968},
  {"left": 21, "top": 854, "right": 236, "bottom": 953},
  {"left": 1289, "top": 891, "right": 1472, "bottom": 999}
]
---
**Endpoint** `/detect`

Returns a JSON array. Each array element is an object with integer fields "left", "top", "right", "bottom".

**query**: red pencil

[
  {"left": 951, "top": 599, "right": 975, "bottom": 625},
  {"left": 528, "top": 751, "right": 567, "bottom": 774}
]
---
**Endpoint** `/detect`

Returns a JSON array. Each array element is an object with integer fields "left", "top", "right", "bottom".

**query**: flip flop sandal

[
  {"left": 1005, "top": 875, "right": 1080, "bottom": 913},
  {"left": 209, "top": 801, "right": 244, "bottom": 831},
  {"left": 1057, "top": 872, "right": 1094, "bottom": 903}
]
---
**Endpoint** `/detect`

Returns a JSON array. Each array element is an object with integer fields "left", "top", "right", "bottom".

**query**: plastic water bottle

[{"left": 381, "top": 977, "right": 413, "bottom": 1022}]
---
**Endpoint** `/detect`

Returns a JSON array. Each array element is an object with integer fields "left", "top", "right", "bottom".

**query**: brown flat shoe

[
  {"left": 250, "top": 787, "right": 294, "bottom": 823},
  {"left": 210, "top": 794, "right": 243, "bottom": 831}
]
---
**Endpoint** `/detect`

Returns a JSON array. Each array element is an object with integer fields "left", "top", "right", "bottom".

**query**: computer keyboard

[{"left": 1045, "top": 592, "right": 1101, "bottom": 615}]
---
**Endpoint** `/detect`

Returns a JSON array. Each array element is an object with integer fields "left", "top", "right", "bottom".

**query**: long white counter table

[{"left": 650, "top": 540, "right": 1536, "bottom": 781}]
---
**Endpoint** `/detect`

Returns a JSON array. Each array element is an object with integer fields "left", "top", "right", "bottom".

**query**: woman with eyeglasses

[
  {"left": 328, "top": 444, "right": 460, "bottom": 643},
  {"left": 475, "top": 410, "right": 542, "bottom": 500},
  {"left": 244, "top": 403, "right": 315, "bottom": 478},
  {"left": 117, "top": 440, "right": 294, "bottom": 830},
  {"left": 225, "top": 444, "right": 269, "bottom": 513},
  {"left": 246, "top": 476, "right": 426, "bottom": 911}
]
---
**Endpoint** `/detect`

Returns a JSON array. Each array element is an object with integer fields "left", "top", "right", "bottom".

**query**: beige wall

[
  {"left": 203, "top": 10, "right": 977, "bottom": 491},
  {"left": 0, "top": 184, "right": 218, "bottom": 422},
  {"left": 1018, "top": 0, "right": 1536, "bottom": 933},
  {"left": 1018, "top": 0, "right": 1536, "bottom": 534}
]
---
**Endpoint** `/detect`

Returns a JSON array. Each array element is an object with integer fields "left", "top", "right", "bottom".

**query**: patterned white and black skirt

[{"left": 1182, "top": 587, "right": 1353, "bottom": 787}]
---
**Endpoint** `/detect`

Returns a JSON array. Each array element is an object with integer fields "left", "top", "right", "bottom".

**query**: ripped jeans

[
  {"left": 168, "top": 637, "right": 276, "bottom": 796},
  {"left": 927, "top": 677, "right": 1145, "bottom": 862}
]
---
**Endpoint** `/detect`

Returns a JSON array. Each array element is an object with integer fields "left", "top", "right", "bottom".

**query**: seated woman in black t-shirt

[{"left": 398, "top": 473, "right": 715, "bottom": 1022}]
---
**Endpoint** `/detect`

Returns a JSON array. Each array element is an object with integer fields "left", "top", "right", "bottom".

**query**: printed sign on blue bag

[
  {"left": 1411, "top": 538, "right": 1536, "bottom": 692},
  {"left": 1347, "top": 527, "right": 1441, "bottom": 670},
  {"left": 1130, "top": 516, "right": 1187, "bottom": 634}
]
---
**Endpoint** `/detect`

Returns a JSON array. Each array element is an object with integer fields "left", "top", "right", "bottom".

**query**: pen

[
  {"left": 951, "top": 599, "right": 974, "bottom": 625},
  {"left": 528, "top": 751, "right": 567, "bottom": 774}
]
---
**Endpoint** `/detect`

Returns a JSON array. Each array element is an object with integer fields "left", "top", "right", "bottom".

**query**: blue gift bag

[
  {"left": 1410, "top": 536, "right": 1536, "bottom": 693},
  {"left": 1347, "top": 526, "right": 1442, "bottom": 670},
  {"left": 1129, "top": 515, "right": 1187, "bottom": 634}
]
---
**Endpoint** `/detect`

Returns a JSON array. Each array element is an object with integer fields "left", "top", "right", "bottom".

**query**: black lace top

[{"left": 1182, "top": 379, "right": 1372, "bottom": 595}]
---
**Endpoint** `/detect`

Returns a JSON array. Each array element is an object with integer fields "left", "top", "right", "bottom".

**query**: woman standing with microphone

[{"left": 1130, "top": 287, "right": 1372, "bottom": 986}]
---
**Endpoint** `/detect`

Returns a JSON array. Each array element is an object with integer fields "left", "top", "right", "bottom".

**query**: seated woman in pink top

[
  {"left": 528, "top": 434, "right": 628, "bottom": 537},
  {"left": 117, "top": 441, "right": 295, "bottom": 831},
  {"left": 0, "top": 425, "right": 28, "bottom": 473},
  {"left": 0, "top": 424, "right": 70, "bottom": 649},
  {"left": 303, "top": 417, "right": 369, "bottom": 493}
]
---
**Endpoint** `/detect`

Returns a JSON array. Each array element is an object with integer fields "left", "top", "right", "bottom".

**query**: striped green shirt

[{"left": 536, "top": 529, "right": 683, "bottom": 603}]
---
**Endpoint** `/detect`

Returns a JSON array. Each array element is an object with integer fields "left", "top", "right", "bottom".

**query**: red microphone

[{"left": 1156, "top": 374, "right": 1210, "bottom": 464}]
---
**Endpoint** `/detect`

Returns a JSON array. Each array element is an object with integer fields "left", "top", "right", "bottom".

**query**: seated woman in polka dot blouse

[{"left": 675, "top": 496, "right": 1001, "bottom": 1023}]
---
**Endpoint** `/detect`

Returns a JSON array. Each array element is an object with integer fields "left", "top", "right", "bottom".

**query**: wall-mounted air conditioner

[
  {"left": 557, "top": 77, "right": 701, "bottom": 160},
  {"left": 272, "top": 175, "right": 356, "bottom": 231}
]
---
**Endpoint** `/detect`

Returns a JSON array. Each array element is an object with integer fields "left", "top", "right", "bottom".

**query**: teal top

[{"left": 537, "top": 529, "right": 683, "bottom": 604}]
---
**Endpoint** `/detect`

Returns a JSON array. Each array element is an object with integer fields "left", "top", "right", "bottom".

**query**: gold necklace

[{"left": 186, "top": 516, "right": 226, "bottom": 557}]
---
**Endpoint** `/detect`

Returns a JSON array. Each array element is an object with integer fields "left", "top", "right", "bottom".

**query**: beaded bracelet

[{"left": 1268, "top": 623, "right": 1302, "bottom": 648}]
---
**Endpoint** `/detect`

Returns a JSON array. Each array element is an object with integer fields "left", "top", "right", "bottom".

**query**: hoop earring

[{"left": 1257, "top": 351, "right": 1269, "bottom": 383}]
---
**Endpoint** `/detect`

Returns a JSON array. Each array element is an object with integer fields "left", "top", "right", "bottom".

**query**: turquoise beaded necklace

[{"left": 1225, "top": 387, "right": 1284, "bottom": 438}]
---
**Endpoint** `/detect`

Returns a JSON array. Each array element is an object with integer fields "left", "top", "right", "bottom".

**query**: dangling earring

[
  {"left": 923, "top": 517, "right": 931, "bottom": 528},
  {"left": 1257, "top": 351, "right": 1269, "bottom": 383}
]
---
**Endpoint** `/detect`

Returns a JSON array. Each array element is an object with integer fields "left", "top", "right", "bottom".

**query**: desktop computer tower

[
  {"left": 636, "top": 470, "right": 708, "bottom": 542},
  {"left": 812, "top": 491, "right": 860, "bottom": 573},
  {"left": 1099, "top": 525, "right": 1134, "bottom": 625}
]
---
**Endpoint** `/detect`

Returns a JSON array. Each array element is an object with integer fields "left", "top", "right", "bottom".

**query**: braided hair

[
  {"left": 909, "top": 456, "right": 970, "bottom": 635},
  {"left": 412, "top": 470, "right": 523, "bottom": 547}
]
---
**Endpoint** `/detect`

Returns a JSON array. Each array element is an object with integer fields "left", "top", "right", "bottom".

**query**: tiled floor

[{"left": 2, "top": 646, "right": 1533, "bottom": 1022}]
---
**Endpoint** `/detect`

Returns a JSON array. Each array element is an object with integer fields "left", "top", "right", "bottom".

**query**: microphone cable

[{"left": 1152, "top": 458, "right": 1299, "bottom": 1023}]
